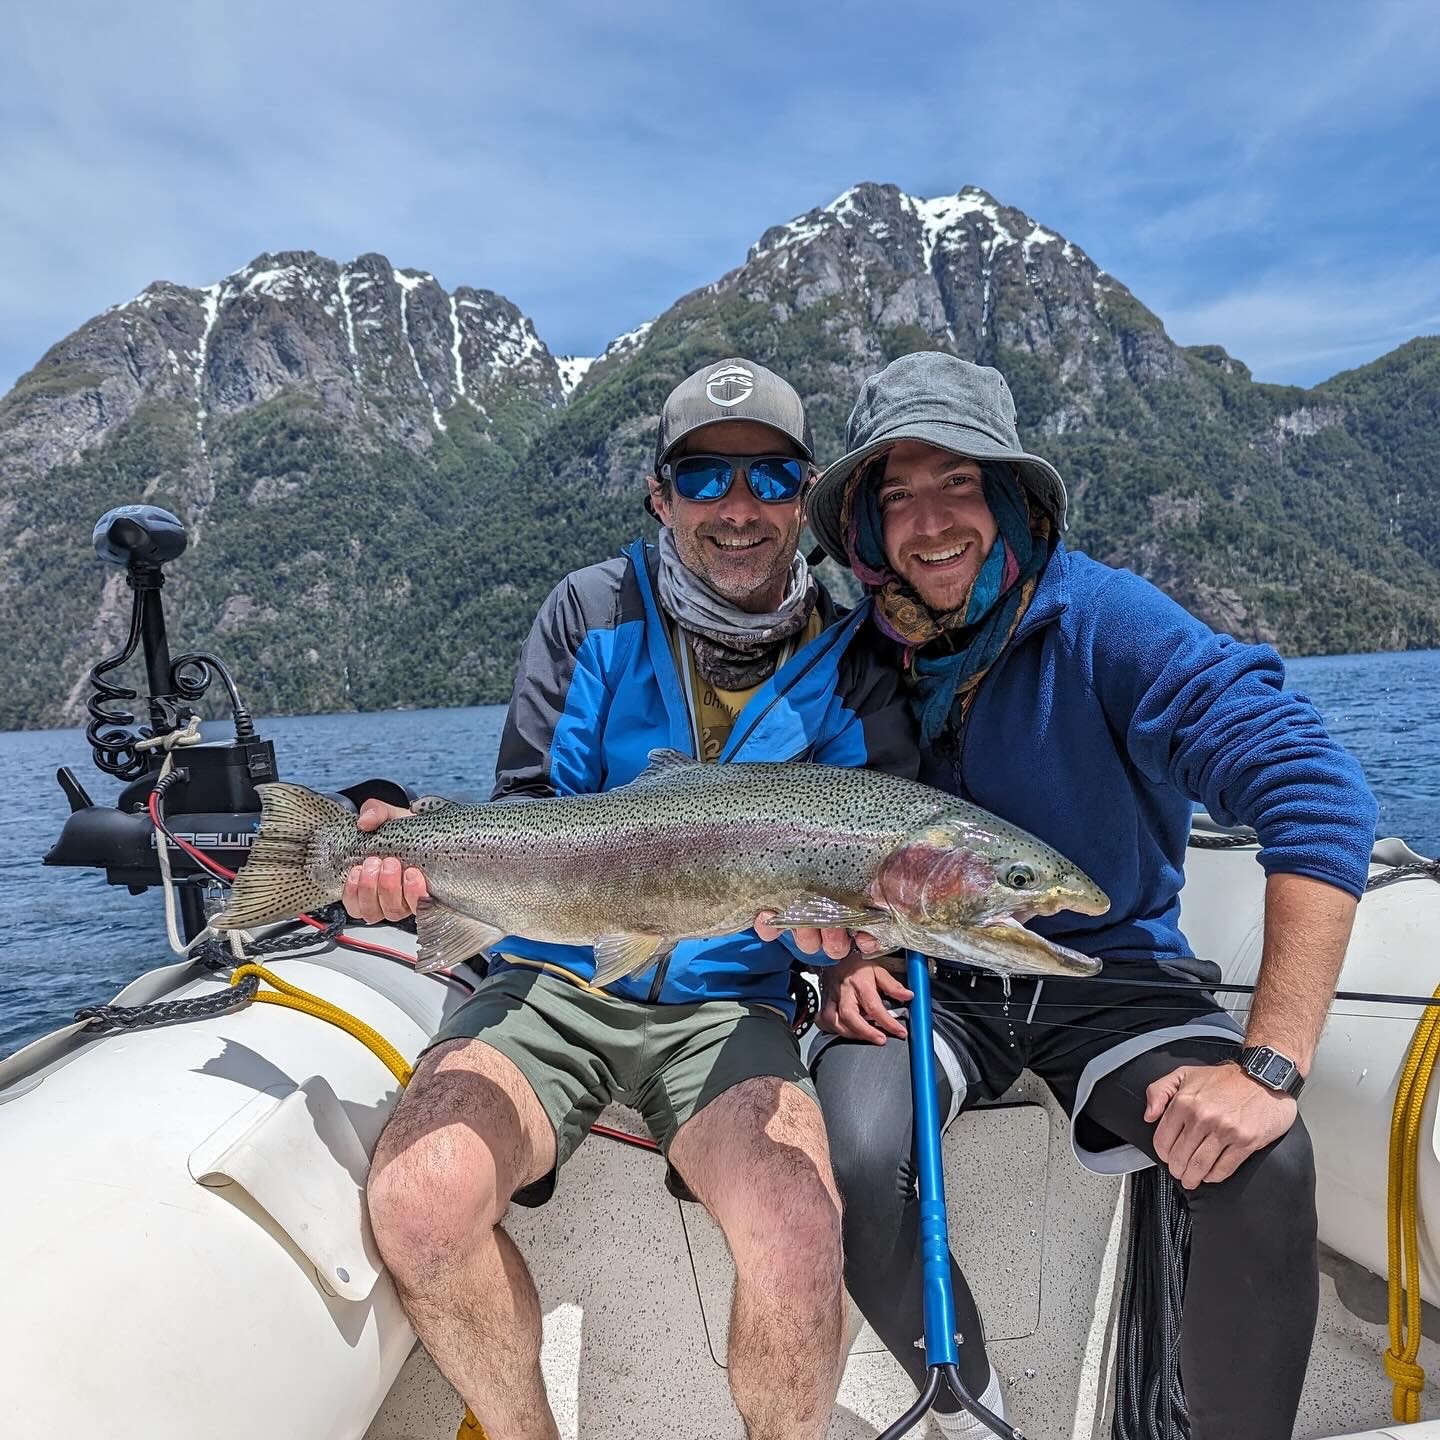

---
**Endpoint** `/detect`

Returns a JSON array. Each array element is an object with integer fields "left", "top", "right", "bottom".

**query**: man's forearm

[{"left": 1244, "top": 871, "right": 1359, "bottom": 1073}]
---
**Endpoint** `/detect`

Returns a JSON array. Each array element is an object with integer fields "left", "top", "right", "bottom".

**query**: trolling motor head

[{"left": 93, "top": 505, "right": 188, "bottom": 571}]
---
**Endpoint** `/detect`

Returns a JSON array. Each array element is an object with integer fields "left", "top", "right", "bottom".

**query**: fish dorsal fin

[
  {"left": 644, "top": 747, "right": 698, "bottom": 773},
  {"left": 617, "top": 748, "right": 700, "bottom": 790},
  {"left": 591, "top": 932, "right": 672, "bottom": 988},
  {"left": 413, "top": 899, "right": 506, "bottom": 974},
  {"left": 411, "top": 795, "right": 456, "bottom": 815}
]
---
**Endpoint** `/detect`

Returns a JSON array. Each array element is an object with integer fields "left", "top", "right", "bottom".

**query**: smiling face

[
  {"left": 876, "top": 440, "right": 1000, "bottom": 613},
  {"left": 648, "top": 419, "right": 809, "bottom": 613}
]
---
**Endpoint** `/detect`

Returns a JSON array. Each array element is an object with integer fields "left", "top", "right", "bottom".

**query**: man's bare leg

[
  {"left": 670, "top": 1078, "right": 848, "bottom": 1440},
  {"left": 366, "top": 1039, "right": 559, "bottom": 1440}
]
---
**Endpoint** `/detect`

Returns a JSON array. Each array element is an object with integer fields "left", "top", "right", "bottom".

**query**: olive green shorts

[{"left": 424, "top": 965, "right": 818, "bottom": 1205}]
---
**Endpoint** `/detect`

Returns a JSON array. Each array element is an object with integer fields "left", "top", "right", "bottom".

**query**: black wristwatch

[{"left": 1237, "top": 1045, "right": 1305, "bottom": 1098}]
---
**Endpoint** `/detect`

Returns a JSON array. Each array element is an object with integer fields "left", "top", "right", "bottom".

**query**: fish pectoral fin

[
  {"left": 590, "top": 932, "right": 672, "bottom": 989},
  {"left": 767, "top": 897, "right": 893, "bottom": 933},
  {"left": 413, "top": 900, "right": 506, "bottom": 974}
]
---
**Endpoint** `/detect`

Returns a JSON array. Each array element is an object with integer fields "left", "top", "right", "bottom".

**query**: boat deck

[{"left": 363, "top": 1080, "right": 1435, "bottom": 1439}]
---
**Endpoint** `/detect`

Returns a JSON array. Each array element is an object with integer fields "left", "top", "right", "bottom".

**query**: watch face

[{"left": 1260, "top": 1052, "right": 1294, "bottom": 1087}]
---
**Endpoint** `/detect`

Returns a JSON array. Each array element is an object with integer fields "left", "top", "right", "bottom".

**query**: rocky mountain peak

[
  {"left": 1, "top": 252, "right": 564, "bottom": 485},
  {"left": 586, "top": 181, "right": 1181, "bottom": 448}
]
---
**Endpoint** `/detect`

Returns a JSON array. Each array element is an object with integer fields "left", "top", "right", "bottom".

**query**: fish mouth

[
  {"left": 1019, "top": 885, "right": 1111, "bottom": 920},
  {"left": 1056, "top": 888, "right": 1110, "bottom": 918},
  {"left": 962, "top": 916, "right": 1102, "bottom": 977}
]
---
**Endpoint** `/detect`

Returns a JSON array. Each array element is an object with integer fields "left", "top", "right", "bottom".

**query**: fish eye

[{"left": 1004, "top": 863, "right": 1037, "bottom": 890}]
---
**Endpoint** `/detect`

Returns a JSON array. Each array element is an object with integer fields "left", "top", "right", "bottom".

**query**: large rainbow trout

[{"left": 215, "top": 750, "right": 1109, "bottom": 983}]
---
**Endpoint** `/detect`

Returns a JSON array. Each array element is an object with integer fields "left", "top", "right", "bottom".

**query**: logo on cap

[{"left": 705, "top": 363, "right": 755, "bottom": 408}]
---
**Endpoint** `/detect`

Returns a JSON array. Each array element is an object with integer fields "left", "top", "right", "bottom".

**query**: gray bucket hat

[{"left": 809, "top": 352, "right": 1068, "bottom": 565}]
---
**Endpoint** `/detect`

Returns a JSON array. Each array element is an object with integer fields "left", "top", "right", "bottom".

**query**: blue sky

[{"left": 2, "top": 0, "right": 1438, "bottom": 395}]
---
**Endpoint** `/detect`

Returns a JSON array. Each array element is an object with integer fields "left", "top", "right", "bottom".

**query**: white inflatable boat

[
  {"left": 3, "top": 504, "right": 1437, "bottom": 1439},
  {"left": 1, "top": 826, "right": 1438, "bottom": 1440}
]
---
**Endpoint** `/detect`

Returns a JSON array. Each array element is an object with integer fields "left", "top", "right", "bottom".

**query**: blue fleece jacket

[{"left": 921, "top": 544, "right": 1378, "bottom": 980}]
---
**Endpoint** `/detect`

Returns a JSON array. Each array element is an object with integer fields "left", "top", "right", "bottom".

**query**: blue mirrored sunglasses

[{"left": 662, "top": 454, "right": 808, "bottom": 504}]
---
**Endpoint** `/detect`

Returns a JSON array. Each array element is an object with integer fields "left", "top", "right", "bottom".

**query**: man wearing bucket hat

[
  {"left": 354, "top": 358, "right": 918, "bottom": 1440},
  {"left": 788, "top": 352, "right": 1377, "bottom": 1438}
]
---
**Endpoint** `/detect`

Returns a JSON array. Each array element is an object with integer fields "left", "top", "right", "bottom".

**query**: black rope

[
  {"left": 71, "top": 906, "right": 350, "bottom": 1034},
  {"left": 75, "top": 973, "right": 261, "bottom": 1035},
  {"left": 1185, "top": 830, "right": 1257, "bottom": 850},
  {"left": 1186, "top": 825, "right": 1440, "bottom": 890},
  {"left": 1113, "top": 1168, "right": 1192, "bottom": 1440},
  {"left": 191, "top": 904, "right": 350, "bottom": 971},
  {"left": 1366, "top": 858, "right": 1440, "bottom": 892}
]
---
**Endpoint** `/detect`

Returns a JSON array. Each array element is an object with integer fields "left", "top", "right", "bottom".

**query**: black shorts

[{"left": 925, "top": 964, "right": 1241, "bottom": 1172}]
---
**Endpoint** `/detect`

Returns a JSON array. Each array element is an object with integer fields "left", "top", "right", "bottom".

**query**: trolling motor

[
  {"left": 45, "top": 505, "right": 413, "bottom": 945},
  {"left": 46, "top": 506, "right": 275, "bottom": 936},
  {"left": 43, "top": 505, "right": 280, "bottom": 942}
]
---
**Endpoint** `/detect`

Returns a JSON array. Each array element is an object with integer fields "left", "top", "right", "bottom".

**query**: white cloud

[
  {"left": 1162, "top": 260, "right": 1440, "bottom": 383},
  {"left": 1, "top": 0, "right": 1437, "bottom": 391}
]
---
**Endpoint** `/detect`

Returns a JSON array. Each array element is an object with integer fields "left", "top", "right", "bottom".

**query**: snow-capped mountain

[{"left": 2, "top": 187, "right": 1437, "bottom": 729}]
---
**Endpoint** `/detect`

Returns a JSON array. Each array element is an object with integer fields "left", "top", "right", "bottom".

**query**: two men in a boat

[{"left": 346, "top": 353, "right": 1375, "bottom": 1440}]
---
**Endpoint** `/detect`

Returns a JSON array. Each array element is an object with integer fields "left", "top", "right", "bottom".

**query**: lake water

[{"left": 2, "top": 650, "right": 1437, "bottom": 1056}]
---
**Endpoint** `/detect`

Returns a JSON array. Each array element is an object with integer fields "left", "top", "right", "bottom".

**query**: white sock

[{"left": 930, "top": 1367, "right": 1006, "bottom": 1436}]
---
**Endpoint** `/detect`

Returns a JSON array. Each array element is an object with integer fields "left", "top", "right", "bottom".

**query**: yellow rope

[
  {"left": 1386, "top": 983, "right": 1440, "bottom": 1422},
  {"left": 225, "top": 963, "right": 486, "bottom": 1437},
  {"left": 228, "top": 964, "right": 414, "bottom": 1086}
]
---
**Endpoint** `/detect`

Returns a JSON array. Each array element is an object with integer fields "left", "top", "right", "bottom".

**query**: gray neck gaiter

[{"left": 655, "top": 526, "right": 816, "bottom": 689}]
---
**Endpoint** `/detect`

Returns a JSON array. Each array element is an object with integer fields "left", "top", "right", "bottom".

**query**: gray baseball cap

[
  {"left": 809, "top": 352, "right": 1069, "bottom": 564},
  {"left": 654, "top": 358, "right": 814, "bottom": 471}
]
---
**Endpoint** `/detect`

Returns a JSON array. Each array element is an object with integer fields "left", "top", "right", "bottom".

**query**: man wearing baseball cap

[
  {"left": 352, "top": 358, "right": 917, "bottom": 1438},
  {"left": 786, "top": 351, "right": 1376, "bottom": 1438}
]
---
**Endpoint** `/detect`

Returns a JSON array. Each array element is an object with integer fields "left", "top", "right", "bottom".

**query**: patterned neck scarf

[{"left": 842, "top": 459, "right": 1053, "bottom": 742}]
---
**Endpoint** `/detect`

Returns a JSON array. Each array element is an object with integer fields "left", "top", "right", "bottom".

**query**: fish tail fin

[{"left": 213, "top": 782, "right": 352, "bottom": 930}]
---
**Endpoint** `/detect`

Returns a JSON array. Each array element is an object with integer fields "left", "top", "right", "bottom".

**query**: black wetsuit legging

[{"left": 814, "top": 1031, "right": 1318, "bottom": 1439}]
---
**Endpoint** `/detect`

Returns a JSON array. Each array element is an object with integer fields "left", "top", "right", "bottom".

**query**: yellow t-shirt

[{"left": 671, "top": 611, "right": 825, "bottom": 761}]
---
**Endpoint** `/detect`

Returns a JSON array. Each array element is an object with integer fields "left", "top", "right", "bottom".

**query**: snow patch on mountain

[
  {"left": 336, "top": 268, "right": 360, "bottom": 379},
  {"left": 395, "top": 269, "right": 446, "bottom": 430},
  {"left": 195, "top": 283, "right": 221, "bottom": 426},
  {"left": 602, "top": 318, "right": 655, "bottom": 360},
  {"left": 557, "top": 356, "right": 595, "bottom": 399},
  {"left": 457, "top": 299, "right": 546, "bottom": 374},
  {"left": 449, "top": 294, "right": 467, "bottom": 401}
]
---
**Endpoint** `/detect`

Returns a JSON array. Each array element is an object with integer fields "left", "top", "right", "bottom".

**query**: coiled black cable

[
  {"left": 84, "top": 581, "right": 152, "bottom": 780},
  {"left": 1113, "top": 1168, "right": 1192, "bottom": 1440}
]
